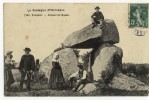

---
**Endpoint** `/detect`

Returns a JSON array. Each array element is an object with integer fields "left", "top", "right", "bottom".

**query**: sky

[{"left": 4, "top": 3, "right": 149, "bottom": 63}]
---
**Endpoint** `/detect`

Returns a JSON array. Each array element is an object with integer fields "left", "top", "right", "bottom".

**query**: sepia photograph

[{"left": 3, "top": 3, "right": 149, "bottom": 96}]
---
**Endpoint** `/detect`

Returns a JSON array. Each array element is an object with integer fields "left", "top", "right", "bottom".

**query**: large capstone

[{"left": 63, "top": 19, "right": 119, "bottom": 48}]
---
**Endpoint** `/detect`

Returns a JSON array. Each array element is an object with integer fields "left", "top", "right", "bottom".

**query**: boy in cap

[
  {"left": 19, "top": 47, "right": 35, "bottom": 91},
  {"left": 68, "top": 64, "right": 88, "bottom": 92},
  {"left": 91, "top": 6, "right": 104, "bottom": 28}
]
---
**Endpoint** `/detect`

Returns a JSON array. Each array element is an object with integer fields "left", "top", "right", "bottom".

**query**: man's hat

[
  {"left": 24, "top": 47, "right": 31, "bottom": 52},
  {"left": 77, "top": 64, "right": 83, "bottom": 69},
  {"left": 6, "top": 51, "right": 13, "bottom": 55},
  {"left": 95, "top": 6, "right": 100, "bottom": 10}
]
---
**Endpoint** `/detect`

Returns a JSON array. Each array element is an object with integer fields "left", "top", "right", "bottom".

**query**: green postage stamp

[{"left": 129, "top": 4, "right": 148, "bottom": 28}]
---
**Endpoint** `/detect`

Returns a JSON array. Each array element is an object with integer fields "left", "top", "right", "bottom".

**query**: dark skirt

[
  {"left": 4, "top": 64, "right": 15, "bottom": 86},
  {"left": 48, "top": 67, "right": 65, "bottom": 89}
]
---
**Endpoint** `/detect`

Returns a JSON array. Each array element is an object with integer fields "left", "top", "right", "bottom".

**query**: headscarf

[{"left": 5, "top": 51, "right": 13, "bottom": 64}]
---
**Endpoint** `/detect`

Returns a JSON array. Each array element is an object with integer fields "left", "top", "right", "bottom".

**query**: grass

[
  {"left": 4, "top": 63, "right": 149, "bottom": 96},
  {"left": 5, "top": 83, "right": 148, "bottom": 96}
]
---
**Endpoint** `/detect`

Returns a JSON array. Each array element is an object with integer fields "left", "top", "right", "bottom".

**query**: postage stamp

[{"left": 129, "top": 4, "right": 148, "bottom": 28}]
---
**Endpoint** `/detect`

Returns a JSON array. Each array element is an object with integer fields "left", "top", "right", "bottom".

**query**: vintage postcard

[{"left": 4, "top": 3, "right": 149, "bottom": 96}]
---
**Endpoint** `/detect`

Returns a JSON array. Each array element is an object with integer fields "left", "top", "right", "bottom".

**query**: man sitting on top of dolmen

[{"left": 91, "top": 6, "right": 104, "bottom": 28}]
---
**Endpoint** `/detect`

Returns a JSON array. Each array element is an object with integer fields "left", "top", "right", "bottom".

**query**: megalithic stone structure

[
  {"left": 63, "top": 19, "right": 119, "bottom": 48},
  {"left": 40, "top": 18, "right": 147, "bottom": 93},
  {"left": 63, "top": 19, "right": 122, "bottom": 82}
]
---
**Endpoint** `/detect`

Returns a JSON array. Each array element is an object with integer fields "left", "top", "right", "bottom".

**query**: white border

[
  {"left": 0, "top": 0, "right": 149, "bottom": 100},
  {"left": 1, "top": 0, "right": 149, "bottom": 3}
]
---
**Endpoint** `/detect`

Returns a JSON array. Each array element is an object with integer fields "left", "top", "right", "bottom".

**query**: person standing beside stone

[
  {"left": 19, "top": 48, "right": 35, "bottom": 91},
  {"left": 68, "top": 64, "right": 88, "bottom": 92},
  {"left": 48, "top": 52, "right": 65, "bottom": 90},
  {"left": 91, "top": 6, "right": 104, "bottom": 28},
  {"left": 4, "top": 51, "right": 15, "bottom": 91}
]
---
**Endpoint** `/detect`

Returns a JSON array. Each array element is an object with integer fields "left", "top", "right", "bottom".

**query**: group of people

[
  {"left": 4, "top": 47, "right": 89, "bottom": 92},
  {"left": 4, "top": 48, "right": 37, "bottom": 91},
  {"left": 4, "top": 6, "right": 104, "bottom": 92},
  {"left": 48, "top": 52, "right": 89, "bottom": 92}
]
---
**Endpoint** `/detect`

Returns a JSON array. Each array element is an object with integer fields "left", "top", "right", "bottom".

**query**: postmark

[
  {"left": 129, "top": 4, "right": 148, "bottom": 28},
  {"left": 133, "top": 28, "right": 147, "bottom": 36}
]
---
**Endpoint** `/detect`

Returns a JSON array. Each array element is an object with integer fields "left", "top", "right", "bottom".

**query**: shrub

[
  {"left": 126, "top": 64, "right": 137, "bottom": 76},
  {"left": 80, "top": 52, "right": 91, "bottom": 69},
  {"left": 122, "top": 63, "right": 149, "bottom": 78},
  {"left": 136, "top": 65, "right": 149, "bottom": 77},
  {"left": 129, "top": 65, "right": 136, "bottom": 74}
]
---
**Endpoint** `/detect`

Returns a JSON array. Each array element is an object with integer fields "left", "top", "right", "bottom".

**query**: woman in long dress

[
  {"left": 4, "top": 51, "right": 15, "bottom": 91},
  {"left": 48, "top": 52, "right": 65, "bottom": 90}
]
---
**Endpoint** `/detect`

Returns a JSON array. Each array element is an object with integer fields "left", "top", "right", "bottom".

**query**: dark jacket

[
  {"left": 19, "top": 54, "right": 35, "bottom": 71},
  {"left": 91, "top": 11, "right": 104, "bottom": 21}
]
